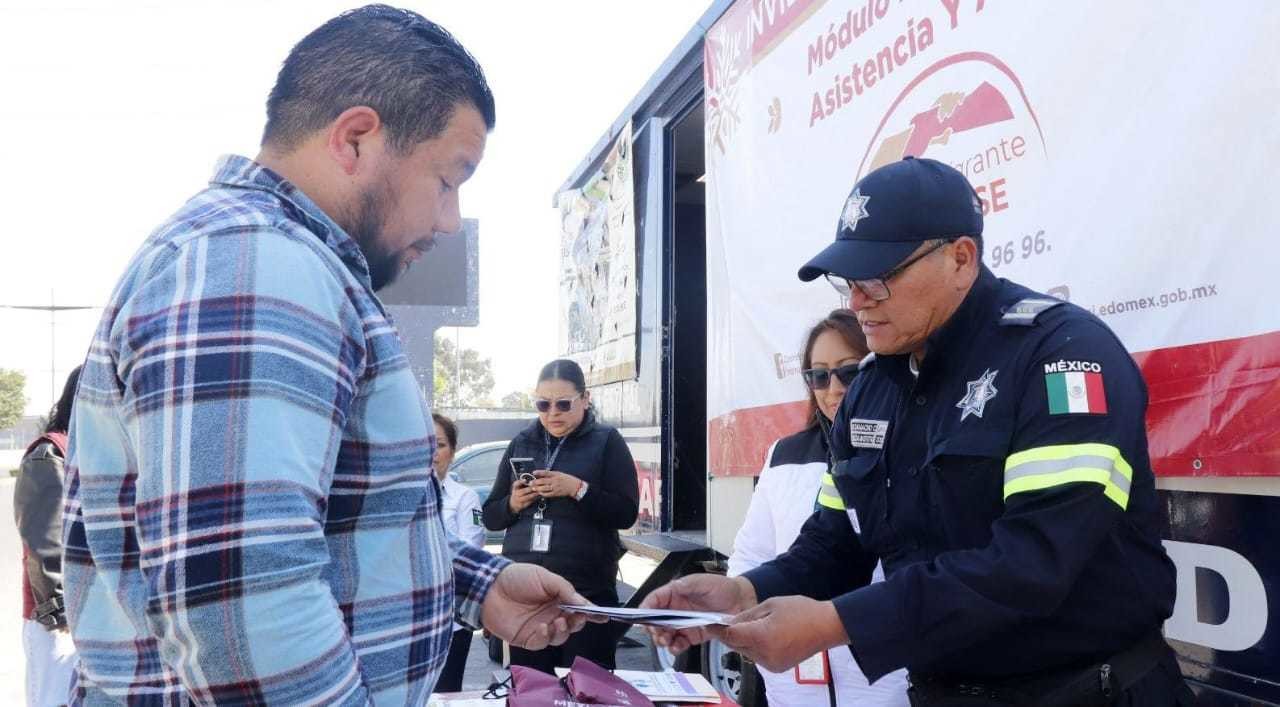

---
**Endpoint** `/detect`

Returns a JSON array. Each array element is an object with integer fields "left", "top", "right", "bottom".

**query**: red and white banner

[{"left": 703, "top": 0, "right": 1280, "bottom": 478}]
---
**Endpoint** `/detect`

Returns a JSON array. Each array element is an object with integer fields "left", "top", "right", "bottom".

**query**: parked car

[{"left": 447, "top": 440, "right": 509, "bottom": 545}]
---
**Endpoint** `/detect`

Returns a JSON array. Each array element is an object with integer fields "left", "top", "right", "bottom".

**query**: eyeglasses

[
  {"left": 825, "top": 238, "right": 954, "bottom": 302},
  {"left": 801, "top": 363, "right": 860, "bottom": 390},
  {"left": 534, "top": 395, "right": 580, "bottom": 413}
]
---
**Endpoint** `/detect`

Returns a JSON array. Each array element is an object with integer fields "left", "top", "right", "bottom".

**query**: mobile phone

[{"left": 510, "top": 457, "right": 536, "bottom": 485}]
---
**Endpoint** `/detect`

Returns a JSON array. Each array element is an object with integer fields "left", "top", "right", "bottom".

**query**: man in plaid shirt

[{"left": 63, "top": 6, "right": 593, "bottom": 704}]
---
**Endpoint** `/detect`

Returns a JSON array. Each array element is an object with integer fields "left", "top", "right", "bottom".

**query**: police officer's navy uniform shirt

[{"left": 744, "top": 265, "right": 1176, "bottom": 682}]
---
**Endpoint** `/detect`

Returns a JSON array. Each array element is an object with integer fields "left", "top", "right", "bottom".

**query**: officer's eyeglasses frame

[
  {"left": 534, "top": 395, "right": 581, "bottom": 413},
  {"left": 801, "top": 363, "right": 861, "bottom": 391},
  {"left": 825, "top": 238, "right": 955, "bottom": 302}
]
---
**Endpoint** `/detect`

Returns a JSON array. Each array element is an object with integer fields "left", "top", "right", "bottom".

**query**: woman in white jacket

[
  {"left": 728, "top": 310, "right": 909, "bottom": 707},
  {"left": 431, "top": 413, "right": 485, "bottom": 693}
]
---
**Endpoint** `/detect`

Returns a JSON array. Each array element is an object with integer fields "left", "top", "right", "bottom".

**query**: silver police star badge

[
  {"left": 841, "top": 189, "right": 870, "bottom": 233},
  {"left": 956, "top": 368, "right": 999, "bottom": 421}
]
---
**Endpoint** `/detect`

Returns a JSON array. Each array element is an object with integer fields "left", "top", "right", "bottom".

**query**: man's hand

[
  {"left": 508, "top": 480, "right": 539, "bottom": 513},
  {"left": 481, "top": 564, "right": 600, "bottom": 650},
  {"left": 715, "top": 595, "right": 849, "bottom": 672},
  {"left": 639, "top": 574, "right": 757, "bottom": 654},
  {"left": 529, "top": 470, "right": 580, "bottom": 499}
]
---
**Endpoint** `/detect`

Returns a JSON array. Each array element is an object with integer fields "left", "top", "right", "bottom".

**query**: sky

[{"left": 0, "top": 0, "right": 712, "bottom": 415}]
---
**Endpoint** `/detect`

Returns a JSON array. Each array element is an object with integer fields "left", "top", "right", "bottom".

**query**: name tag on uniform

[{"left": 849, "top": 419, "right": 889, "bottom": 449}]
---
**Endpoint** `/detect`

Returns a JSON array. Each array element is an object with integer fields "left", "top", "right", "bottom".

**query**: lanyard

[
  {"left": 544, "top": 434, "right": 567, "bottom": 471},
  {"left": 535, "top": 434, "right": 568, "bottom": 519}
]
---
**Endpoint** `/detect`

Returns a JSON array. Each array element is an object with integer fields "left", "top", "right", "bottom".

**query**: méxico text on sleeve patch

[{"left": 1044, "top": 361, "right": 1107, "bottom": 414}]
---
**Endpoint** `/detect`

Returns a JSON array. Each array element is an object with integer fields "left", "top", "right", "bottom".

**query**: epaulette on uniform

[{"left": 999, "top": 297, "right": 1064, "bottom": 326}]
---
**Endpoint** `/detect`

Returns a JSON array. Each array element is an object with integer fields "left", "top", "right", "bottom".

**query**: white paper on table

[
  {"left": 426, "top": 698, "right": 503, "bottom": 707},
  {"left": 559, "top": 604, "right": 731, "bottom": 627},
  {"left": 553, "top": 668, "right": 720, "bottom": 703}
]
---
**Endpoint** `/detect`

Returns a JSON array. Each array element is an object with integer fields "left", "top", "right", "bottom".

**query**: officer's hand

[
  {"left": 714, "top": 595, "right": 849, "bottom": 673},
  {"left": 640, "top": 574, "right": 757, "bottom": 654}
]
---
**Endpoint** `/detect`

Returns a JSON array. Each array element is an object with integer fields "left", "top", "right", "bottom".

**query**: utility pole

[{"left": 1, "top": 290, "right": 97, "bottom": 404}]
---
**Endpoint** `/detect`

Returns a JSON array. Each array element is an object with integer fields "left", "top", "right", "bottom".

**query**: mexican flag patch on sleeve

[{"left": 1045, "top": 368, "right": 1108, "bottom": 414}]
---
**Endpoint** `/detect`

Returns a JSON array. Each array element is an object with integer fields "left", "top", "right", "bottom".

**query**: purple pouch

[
  {"left": 508, "top": 665, "right": 572, "bottom": 706},
  {"left": 507, "top": 659, "right": 656, "bottom": 707},
  {"left": 563, "top": 657, "right": 655, "bottom": 707}
]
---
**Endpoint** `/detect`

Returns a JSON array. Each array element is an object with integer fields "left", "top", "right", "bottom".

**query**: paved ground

[{"left": 0, "top": 495, "right": 660, "bottom": 703}]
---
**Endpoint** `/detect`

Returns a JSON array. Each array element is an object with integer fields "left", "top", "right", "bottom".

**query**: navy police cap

[{"left": 798, "top": 156, "right": 984, "bottom": 282}]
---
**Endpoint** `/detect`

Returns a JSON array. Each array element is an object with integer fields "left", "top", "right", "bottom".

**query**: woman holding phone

[{"left": 482, "top": 359, "right": 640, "bottom": 673}]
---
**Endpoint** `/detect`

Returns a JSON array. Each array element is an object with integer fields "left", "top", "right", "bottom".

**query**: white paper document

[
  {"left": 559, "top": 604, "right": 731, "bottom": 628},
  {"left": 427, "top": 697, "right": 502, "bottom": 707}
]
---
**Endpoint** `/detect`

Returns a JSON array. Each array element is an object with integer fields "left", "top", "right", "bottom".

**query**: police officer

[{"left": 643, "top": 157, "right": 1194, "bottom": 706}]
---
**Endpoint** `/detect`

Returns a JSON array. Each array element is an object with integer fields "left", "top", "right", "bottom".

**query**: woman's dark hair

[
  {"left": 537, "top": 359, "right": 586, "bottom": 394},
  {"left": 45, "top": 365, "right": 82, "bottom": 434},
  {"left": 802, "top": 310, "right": 869, "bottom": 429},
  {"left": 431, "top": 412, "right": 458, "bottom": 449},
  {"left": 262, "top": 4, "right": 495, "bottom": 154}
]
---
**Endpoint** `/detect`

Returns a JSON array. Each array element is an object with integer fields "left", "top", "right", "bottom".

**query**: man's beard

[{"left": 345, "top": 185, "right": 402, "bottom": 292}]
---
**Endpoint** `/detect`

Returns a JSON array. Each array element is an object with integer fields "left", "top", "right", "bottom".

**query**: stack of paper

[
  {"left": 426, "top": 695, "right": 501, "bottom": 706},
  {"left": 555, "top": 668, "right": 720, "bottom": 704},
  {"left": 559, "top": 604, "right": 731, "bottom": 629}
]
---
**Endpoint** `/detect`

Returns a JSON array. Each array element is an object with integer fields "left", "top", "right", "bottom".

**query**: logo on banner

[
  {"left": 704, "top": 0, "right": 821, "bottom": 157},
  {"left": 773, "top": 352, "right": 803, "bottom": 379},
  {"left": 856, "top": 53, "right": 1048, "bottom": 236},
  {"left": 868, "top": 81, "right": 1016, "bottom": 172}
]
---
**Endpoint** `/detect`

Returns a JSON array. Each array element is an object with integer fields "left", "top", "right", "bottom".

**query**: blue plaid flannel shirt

[{"left": 63, "top": 155, "right": 510, "bottom": 705}]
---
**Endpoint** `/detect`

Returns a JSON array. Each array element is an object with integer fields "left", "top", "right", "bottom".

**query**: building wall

[{"left": 437, "top": 408, "right": 536, "bottom": 449}]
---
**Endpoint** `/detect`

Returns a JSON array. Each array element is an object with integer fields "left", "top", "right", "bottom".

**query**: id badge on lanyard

[
  {"left": 530, "top": 514, "right": 553, "bottom": 552},
  {"left": 795, "top": 650, "right": 830, "bottom": 685},
  {"left": 530, "top": 436, "right": 566, "bottom": 553}
]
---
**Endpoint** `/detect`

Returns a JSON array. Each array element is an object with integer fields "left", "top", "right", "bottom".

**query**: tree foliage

[
  {"left": 0, "top": 368, "right": 28, "bottom": 431},
  {"left": 500, "top": 390, "right": 533, "bottom": 411},
  {"left": 433, "top": 335, "right": 495, "bottom": 408}
]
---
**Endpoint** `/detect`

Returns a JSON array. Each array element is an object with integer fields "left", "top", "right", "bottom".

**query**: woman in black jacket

[
  {"left": 482, "top": 359, "right": 639, "bottom": 672},
  {"left": 15, "top": 366, "right": 81, "bottom": 706}
]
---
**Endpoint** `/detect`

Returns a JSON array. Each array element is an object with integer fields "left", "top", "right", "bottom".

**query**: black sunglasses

[
  {"left": 534, "top": 395, "right": 580, "bottom": 413},
  {"left": 801, "top": 363, "right": 860, "bottom": 390}
]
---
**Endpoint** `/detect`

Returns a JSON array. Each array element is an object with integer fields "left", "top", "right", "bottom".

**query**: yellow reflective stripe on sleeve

[
  {"left": 818, "top": 472, "right": 845, "bottom": 510},
  {"left": 1003, "top": 443, "right": 1133, "bottom": 510}
]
